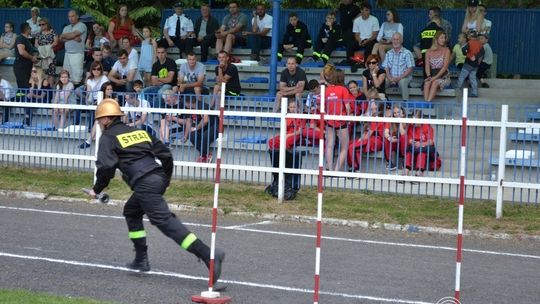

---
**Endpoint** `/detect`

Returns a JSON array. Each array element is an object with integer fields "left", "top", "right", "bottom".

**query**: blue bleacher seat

[
  {"left": 300, "top": 62, "right": 324, "bottom": 68},
  {"left": 490, "top": 156, "right": 540, "bottom": 168},
  {"left": 403, "top": 100, "right": 434, "bottom": 109},
  {"left": 234, "top": 135, "right": 268, "bottom": 144},
  {"left": 509, "top": 129, "right": 540, "bottom": 142},
  {"left": 1, "top": 121, "right": 24, "bottom": 129},
  {"left": 527, "top": 110, "right": 540, "bottom": 121},
  {"left": 25, "top": 124, "right": 55, "bottom": 131},
  {"left": 241, "top": 77, "right": 269, "bottom": 83},
  {"left": 0, "top": 57, "right": 15, "bottom": 65}
]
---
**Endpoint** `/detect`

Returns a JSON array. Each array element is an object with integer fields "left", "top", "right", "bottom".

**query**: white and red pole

[
  {"left": 313, "top": 85, "right": 326, "bottom": 304},
  {"left": 454, "top": 89, "right": 468, "bottom": 302}
]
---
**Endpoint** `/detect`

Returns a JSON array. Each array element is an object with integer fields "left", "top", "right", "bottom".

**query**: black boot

[
  {"left": 126, "top": 247, "right": 150, "bottom": 272},
  {"left": 188, "top": 239, "right": 225, "bottom": 284}
]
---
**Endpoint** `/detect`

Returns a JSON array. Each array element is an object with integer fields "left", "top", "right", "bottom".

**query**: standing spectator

[
  {"left": 138, "top": 26, "right": 157, "bottom": 86},
  {"left": 383, "top": 104, "right": 407, "bottom": 171},
  {"left": 311, "top": 11, "right": 343, "bottom": 65},
  {"left": 372, "top": 9, "right": 402, "bottom": 63},
  {"left": 0, "top": 22, "right": 17, "bottom": 61},
  {"left": 35, "top": 18, "right": 58, "bottom": 86},
  {"left": 193, "top": 4, "right": 220, "bottom": 63},
  {"left": 478, "top": 4, "right": 492, "bottom": 35},
  {"left": 319, "top": 63, "right": 336, "bottom": 86},
  {"left": 108, "top": 49, "right": 141, "bottom": 92},
  {"left": 24, "top": 67, "right": 50, "bottom": 126},
  {"left": 107, "top": 5, "right": 140, "bottom": 49},
  {"left": 347, "top": 101, "right": 384, "bottom": 172},
  {"left": 461, "top": 0, "right": 482, "bottom": 34},
  {"left": 382, "top": 33, "right": 414, "bottom": 101},
  {"left": 52, "top": 70, "right": 75, "bottom": 130},
  {"left": 346, "top": 2, "right": 379, "bottom": 67},
  {"left": 159, "top": 2, "right": 195, "bottom": 58},
  {"left": 243, "top": 3, "right": 272, "bottom": 62},
  {"left": 185, "top": 95, "right": 218, "bottom": 163},
  {"left": 277, "top": 13, "right": 312, "bottom": 64},
  {"left": 26, "top": 7, "right": 41, "bottom": 40},
  {"left": 13, "top": 23, "right": 37, "bottom": 91},
  {"left": 123, "top": 90, "right": 155, "bottom": 136},
  {"left": 215, "top": 1, "right": 248, "bottom": 56},
  {"left": 428, "top": 7, "right": 452, "bottom": 44},
  {"left": 0, "top": 72, "right": 14, "bottom": 123},
  {"left": 451, "top": 33, "right": 467, "bottom": 69},
  {"left": 274, "top": 57, "right": 307, "bottom": 112},
  {"left": 477, "top": 33, "right": 492, "bottom": 88},
  {"left": 212, "top": 51, "right": 241, "bottom": 108},
  {"left": 59, "top": 10, "right": 87, "bottom": 86},
  {"left": 175, "top": 52, "right": 208, "bottom": 99},
  {"left": 338, "top": 0, "right": 360, "bottom": 48},
  {"left": 456, "top": 30, "right": 484, "bottom": 98},
  {"left": 424, "top": 31, "right": 451, "bottom": 102},
  {"left": 362, "top": 54, "right": 386, "bottom": 95},
  {"left": 141, "top": 47, "right": 177, "bottom": 108},
  {"left": 159, "top": 90, "right": 187, "bottom": 145}
]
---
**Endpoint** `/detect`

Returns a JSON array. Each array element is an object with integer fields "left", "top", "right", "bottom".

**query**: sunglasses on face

[
  {"left": 368, "top": 61, "right": 378, "bottom": 65},
  {"left": 39, "top": 23, "right": 46, "bottom": 26}
]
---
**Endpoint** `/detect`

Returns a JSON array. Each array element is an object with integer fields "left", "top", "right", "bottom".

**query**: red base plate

[{"left": 191, "top": 295, "right": 232, "bottom": 304}]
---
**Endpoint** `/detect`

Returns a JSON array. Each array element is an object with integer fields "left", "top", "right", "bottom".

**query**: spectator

[
  {"left": 215, "top": 1, "right": 248, "bottom": 56},
  {"left": 243, "top": 3, "right": 272, "bottom": 62},
  {"left": 175, "top": 52, "right": 208, "bottom": 99},
  {"left": 1, "top": 72, "right": 15, "bottom": 123},
  {"left": 121, "top": 36, "right": 139, "bottom": 66},
  {"left": 402, "top": 109, "right": 437, "bottom": 181},
  {"left": 138, "top": 26, "right": 157, "bottom": 86},
  {"left": 372, "top": 9, "right": 402, "bottom": 63},
  {"left": 101, "top": 45, "right": 116, "bottom": 73},
  {"left": 212, "top": 50, "right": 241, "bottom": 109},
  {"left": 451, "top": 33, "right": 467, "bottom": 69},
  {"left": 86, "top": 23, "right": 107, "bottom": 49},
  {"left": 26, "top": 7, "right": 41, "bottom": 40},
  {"left": 413, "top": 16, "right": 442, "bottom": 67},
  {"left": 85, "top": 61, "right": 109, "bottom": 106},
  {"left": 185, "top": 95, "right": 218, "bottom": 163},
  {"left": 346, "top": 2, "right": 379, "bottom": 67},
  {"left": 14, "top": 23, "right": 37, "bottom": 92},
  {"left": 83, "top": 47, "right": 107, "bottom": 80},
  {"left": 383, "top": 103, "right": 407, "bottom": 171},
  {"left": 382, "top": 33, "right": 414, "bottom": 101},
  {"left": 193, "top": 4, "right": 220, "bottom": 63},
  {"left": 305, "top": 79, "right": 321, "bottom": 114},
  {"left": 107, "top": 5, "right": 140, "bottom": 49},
  {"left": 325, "top": 69, "right": 352, "bottom": 172},
  {"left": 478, "top": 4, "right": 492, "bottom": 35},
  {"left": 347, "top": 101, "right": 384, "bottom": 172},
  {"left": 338, "top": 0, "right": 360, "bottom": 48},
  {"left": 347, "top": 79, "right": 367, "bottom": 116},
  {"left": 123, "top": 89, "right": 155, "bottom": 136},
  {"left": 52, "top": 70, "right": 75, "bottom": 129},
  {"left": 477, "top": 33, "right": 492, "bottom": 88},
  {"left": 79, "top": 81, "right": 115, "bottom": 149},
  {"left": 35, "top": 18, "right": 58, "bottom": 85},
  {"left": 159, "top": 2, "right": 194, "bottom": 58},
  {"left": 461, "top": 0, "right": 482, "bottom": 34},
  {"left": 59, "top": 10, "right": 87, "bottom": 86},
  {"left": 456, "top": 30, "right": 484, "bottom": 98},
  {"left": 311, "top": 11, "right": 343, "bottom": 65},
  {"left": 274, "top": 57, "right": 307, "bottom": 112},
  {"left": 267, "top": 98, "right": 307, "bottom": 150},
  {"left": 277, "top": 13, "right": 312, "bottom": 64},
  {"left": 319, "top": 63, "right": 336, "bottom": 86},
  {"left": 362, "top": 54, "right": 386, "bottom": 95},
  {"left": 108, "top": 49, "right": 141, "bottom": 92},
  {"left": 159, "top": 89, "right": 188, "bottom": 145},
  {"left": 141, "top": 46, "right": 177, "bottom": 107},
  {"left": 428, "top": 7, "right": 452, "bottom": 44},
  {"left": 0, "top": 22, "right": 17, "bottom": 61},
  {"left": 424, "top": 31, "right": 451, "bottom": 102}
]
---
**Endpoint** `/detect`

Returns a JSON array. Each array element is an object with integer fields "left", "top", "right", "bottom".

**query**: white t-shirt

[
  {"left": 124, "top": 98, "right": 153, "bottom": 128},
  {"left": 85, "top": 75, "right": 109, "bottom": 104},
  {"left": 112, "top": 60, "right": 142, "bottom": 81},
  {"left": 252, "top": 14, "right": 272, "bottom": 37},
  {"left": 0, "top": 78, "right": 14, "bottom": 100},
  {"left": 164, "top": 14, "right": 194, "bottom": 37},
  {"left": 128, "top": 48, "right": 139, "bottom": 69},
  {"left": 352, "top": 15, "right": 379, "bottom": 40}
]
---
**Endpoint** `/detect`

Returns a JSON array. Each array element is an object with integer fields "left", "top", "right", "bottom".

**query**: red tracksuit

[
  {"left": 383, "top": 122, "right": 408, "bottom": 163},
  {"left": 347, "top": 121, "right": 385, "bottom": 170},
  {"left": 405, "top": 123, "right": 434, "bottom": 171}
]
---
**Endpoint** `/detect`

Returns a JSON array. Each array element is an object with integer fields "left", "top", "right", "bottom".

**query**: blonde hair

[
  {"left": 30, "top": 66, "right": 45, "bottom": 89},
  {"left": 431, "top": 31, "right": 446, "bottom": 49}
]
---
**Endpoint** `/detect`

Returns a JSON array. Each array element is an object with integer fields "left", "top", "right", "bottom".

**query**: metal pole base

[{"left": 191, "top": 291, "right": 232, "bottom": 304}]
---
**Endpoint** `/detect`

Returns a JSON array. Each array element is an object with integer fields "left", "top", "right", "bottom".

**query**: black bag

[{"left": 266, "top": 150, "right": 303, "bottom": 200}]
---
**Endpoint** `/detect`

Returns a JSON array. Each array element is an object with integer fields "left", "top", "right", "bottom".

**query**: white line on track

[
  {"left": 224, "top": 220, "right": 274, "bottom": 229},
  {"left": 0, "top": 251, "right": 432, "bottom": 304},
  {"left": 2, "top": 205, "right": 539, "bottom": 260}
]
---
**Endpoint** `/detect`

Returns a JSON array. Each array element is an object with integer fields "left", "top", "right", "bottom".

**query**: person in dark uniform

[
  {"left": 86, "top": 98, "right": 225, "bottom": 284},
  {"left": 277, "top": 12, "right": 312, "bottom": 64},
  {"left": 312, "top": 11, "right": 343, "bottom": 64}
]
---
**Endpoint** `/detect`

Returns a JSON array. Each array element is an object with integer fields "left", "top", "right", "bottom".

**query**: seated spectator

[
  {"left": 277, "top": 12, "right": 312, "bottom": 64},
  {"left": 362, "top": 54, "right": 386, "bottom": 95},
  {"left": 461, "top": 0, "right": 482, "bottom": 34},
  {"left": 477, "top": 33, "right": 492, "bottom": 88},
  {"left": 347, "top": 101, "right": 384, "bottom": 172},
  {"left": 338, "top": 0, "right": 360, "bottom": 49},
  {"left": 138, "top": 26, "right": 157, "bottom": 86},
  {"left": 79, "top": 82, "right": 115, "bottom": 149},
  {"left": 347, "top": 80, "right": 367, "bottom": 116},
  {"left": 267, "top": 98, "right": 306, "bottom": 150},
  {"left": 215, "top": 1, "right": 248, "bottom": 56},
  {"left": 85, "top": 61, "right": 109, "bottom": 106},
  {"left": 305, "top": 79, "right": 321, "bottom": 114},
  {"left": 382, "top": 33, "right": 414, "bottom": 101},
  {"left": 346, "top": 2, "right": 379, "bottom": 67},
  {"left": 35, "top": 18, "right": 57, "bottom": 86},
  {"left": 107, "top": 5, "right": 140, "bottom": 49},
  {"left": 121, "top": 36, "right": 139, "bottom": 66},
  {"left": 193, "top": 4, "right": 220, "bottom": 63},
  {"left": 158, "top": 3, "right": 194, "bottom": 58},
  {"left": 274, "top": 57, "right": 307, "bottom": 112},
  {"left": 141, "top": 46, "right": 177, "bottom": 107},
  {"left": 428, "top": 7, "right": 452, "bottom": 45},
  {"left": 185, "top": 95, "right": 218, "bottom": 163},
  {"left": 383, "top": 104, "right": 407, "bottom": 171},
  {"left": 372, "top": 9, "right": 402, "bottom": 63},
  {"left": 108, "top": 49, "right": 141, "bottom": 92},
  {"left": 27, "top": 7, "right": 41, "bottom": 41},
  {"left": 456, "top": 30, "right": 484, "bottom": 98},
  {"left": 311, "top": 11, "right": 343, "bottom": 65},
  {"left": 451, "top": 33, "right": 467, "bottom": 69},
  {"left": 174, "top": 52, "right": 208, "bottom": 99},
  {"left": 413, "top": 16, "right": 442, "bottom": 67},
  {"left": 242, "top": 3, "right": 272, "bottom": 62},
  {"left": 424, "top": 31, "right": 451, "bottom": 102},
  {"left": 123, "top": 89, "right": 155, "bottom": 136},
  {"left": 52, "top": 70, "right": 75, "bottom": 129},
  {"left": 101, "top": 44, "right": 116, "bottom": 73},
  {"left": 83, "top": 47, "right": 108, "bottom": 80},
  {"left": 212, "top": 50, "right": 241, "bottom": 108},
  {"left": 0, "top": 21, "right": 17, "bottom": 61},
  {"left": 159, "top": 90, "right": 187, "bottom": 145},
  {"left": 86, "top": 23, "right": 107, "bottom": 50},
  {"left": 402, "top": 109, "right": 439, "bottom": 181},
  {"left": 1, "top": 72, "right": 15, "bottom": 124}
]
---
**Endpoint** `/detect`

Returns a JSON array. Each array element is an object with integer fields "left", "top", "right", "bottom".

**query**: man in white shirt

[
  {"left": 174, "top": 52, "right": 207, "bottom": 99},
  {"left": 108, "top": 49, "right": 141, "bottom": 92},
  {"left": 159, "top": 2, "right": 195, "bottom": 58},
  {"left": 59, "top": 10, "right": 87, "bottom": 85},
  {"left": 346, "top": 2, "right": 379, "bottom": 67},
  {"left": 242, "top": 4, "right": 272, "bottom": 61}
]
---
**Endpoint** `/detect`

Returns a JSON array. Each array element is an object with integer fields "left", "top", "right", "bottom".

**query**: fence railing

[{"left": 0, "top": 88, "right": 539, "bottom": 216}]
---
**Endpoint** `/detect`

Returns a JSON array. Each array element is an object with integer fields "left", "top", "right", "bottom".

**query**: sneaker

[
  {"left": 386, "top": 162, "right": 398, "bottom": 171},
  {"left": 481, "top": 82, "right": 490, "bottom": 88},
  {"left": 468, "top": 93, "right": 478, "bottom": 98},
  {"left": 79, "top": 141, "right": 91, "bottom": 149}
]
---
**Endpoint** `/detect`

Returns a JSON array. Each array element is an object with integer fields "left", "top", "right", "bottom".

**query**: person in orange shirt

[{"left": 347, "top": 101, "right": 385, "bottom": 171}]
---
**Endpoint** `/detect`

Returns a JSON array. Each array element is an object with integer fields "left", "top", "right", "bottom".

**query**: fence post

[
  {"left": 496, "top": 105, "right": 508, "bottom": 219},
  {"left": 277, "top": 97, "right": 288, "bottom": 202}
]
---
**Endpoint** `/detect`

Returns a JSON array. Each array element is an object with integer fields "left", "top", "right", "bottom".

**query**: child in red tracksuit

[
  {"left": 268, "top": 99, "right": 307, "bottom": 150},
  {"left": 383, "top": 104, "right": 408, "bottom": 170},
  {"left": 347, "top": 101, "right": 385, "bottom": 171},
  {"left": 404, "top": 110, "right": 435, "bottom": 178}
]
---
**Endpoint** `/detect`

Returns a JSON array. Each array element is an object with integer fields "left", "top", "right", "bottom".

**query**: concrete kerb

[{"left": 3, "top": 190, "right": 540, "bottom": 242}]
